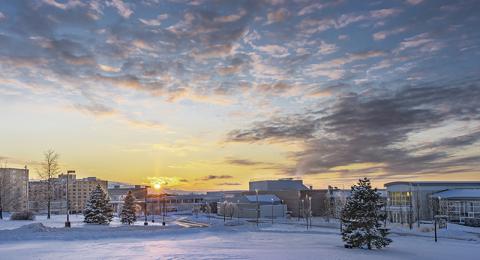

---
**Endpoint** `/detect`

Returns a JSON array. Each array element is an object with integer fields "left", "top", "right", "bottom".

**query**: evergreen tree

[
  {"left": 120, "top": 191, "right": 137, "bottom": 225},
  {"left": 84, "top": 184, "right": 113, "bottom": 224},
  {"left": 341, "top": 178, "right": 392, "bottom": 249}
]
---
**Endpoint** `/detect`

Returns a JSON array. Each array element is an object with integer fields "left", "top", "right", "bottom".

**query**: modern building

[
  {"left": 432, "top": 189, "right": 480, "bottom": 225},
  {"left": 384, "top": 181, "right": 480, "bottom": 224},
  {"left": 29, "top": 172, "right": 108, "bottom": 214},
  {"left": 108, "top": 184, "right": 147, "bottom": 215},
  {"left": 218, "top": 194, "right": 287, "bottom": 219},
  {"left": 0, "top": 167, "right": 29, "bottom": 213}
]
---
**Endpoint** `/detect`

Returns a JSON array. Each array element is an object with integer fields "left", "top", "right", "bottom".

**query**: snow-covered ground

[{"left": 1, "top": 214, "right": 479, "bottom": 259}]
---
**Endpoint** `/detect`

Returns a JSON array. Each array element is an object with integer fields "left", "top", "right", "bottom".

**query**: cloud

[
  {"left": 394, "top": 33, "right": 444, "bottom": 54},
  {"left": 266, "top": 8, "right": 290, "bottom": 24},
  {"left": 227, "top": 78, "right": 480, "bottom": 177},
  {"left": 317, "top": 41, "right": 338, "bottom": 55},
  {"left": 406, "top": 0, "right": 423, "bottom": 5},
  {"left": 227, "top": 114, "right": 318, "bottom": 142},
  {"left": 373, "top": 27, "right": 406, "bottom": 41},
  {"left": 218, "top": 182, "right": 241, "bottom": 186},
  {"left": 369, "top": 8, "right": 401, "bottom": 19},
  {"left": 214, "top": 8, "right": 247, "bottom": 23},
  {"left": 74, "top": 103, "right": 117, "bottom": 117},
  {"left": 139, "top": 14, "right": 168, "bottom": 26},
  {"left": 108, "top": 0, "right": 133, "bottom": 19},
  {"left": 198, "top": 175, "right": 233, "bottom": 181},
  {"left": 305, "top": 50, "right": 385, "bottom": 80},
  {"left": 257, "top": 44, "right": 289, "bottom": 58}
]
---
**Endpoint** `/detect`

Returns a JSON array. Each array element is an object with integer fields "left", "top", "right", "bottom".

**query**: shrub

[{"left": 10, "top": 211, "right": 35, "bottom": 220}]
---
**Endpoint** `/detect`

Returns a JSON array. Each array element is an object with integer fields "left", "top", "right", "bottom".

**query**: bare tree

[{"left": 38, "top": 150, "right": 60, "bottom": 219}]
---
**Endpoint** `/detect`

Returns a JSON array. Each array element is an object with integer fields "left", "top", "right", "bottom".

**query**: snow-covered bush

[
  {"left": 341, "top": 178, "right": 392, "bottom": 249},
  {"left": 84, "top": 185, "right": 113, "bottom": 224},
  {"left": 10, "top": 211, "right": 35, "bottom": 220}
]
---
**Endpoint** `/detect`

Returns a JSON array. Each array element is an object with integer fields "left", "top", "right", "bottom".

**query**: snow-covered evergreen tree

[
  {"left": 341, "top": 178, "right": 391, "bottom": 249},
  {"left": 120, "top": 191, "right": 137, "bottom": 225},
  {"left": 84, "top": 184, "right": 113, "bottom": 224}
]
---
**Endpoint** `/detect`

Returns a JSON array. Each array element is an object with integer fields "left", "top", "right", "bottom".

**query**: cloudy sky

[{"left": 0, "top": 0, "right": 479, "bottom": 190}]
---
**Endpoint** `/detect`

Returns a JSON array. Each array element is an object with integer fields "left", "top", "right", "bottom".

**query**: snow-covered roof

[
  {"left": 432, "top": 189, "right": 480, "bottom": 199},
  {"left": 244, "top": 194, "right": 281, "bottom": 203}
]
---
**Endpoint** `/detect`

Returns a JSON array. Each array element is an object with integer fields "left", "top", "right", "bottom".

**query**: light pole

[
  {"left": 385, "top": 197, "right": 389, "bottom": 228},
  {"left": 256, "top": 189, "right": 259, "bottom": 227},
  {"left": 308, "top": 196, "right": 312, "bottom": 228},
  {"left": 297, "top": 191, "right": 301, "bottom": 221},
  {"left": 162, "top": 197, "right": 166, "bottom": 226},
  {"left": 434, "top": 196, "right": 441, "bottom": 242},
  {"left": 271, "top": 198, "right": 274, "bottom": 224},
  {"left": 153, "top": 184, "right": 161, "bottom": 224},
  {"left": 65, "top": 170, "right": 73, "bottom": 228},
  {"left": 144, "top": 186, "right": 149, "bottom": 226},
  {"left": 237, "top": 199, "right": 240, "bottom": 223},
  {"left": 223, "top": 201, "right": 226, "bottom": 223}
]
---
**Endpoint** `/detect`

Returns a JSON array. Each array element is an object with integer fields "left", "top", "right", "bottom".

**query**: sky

[{"left": 0, "top": 0, "right": 479, "bottom": 191}]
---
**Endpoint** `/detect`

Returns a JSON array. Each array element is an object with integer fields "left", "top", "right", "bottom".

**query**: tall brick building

[{"left": 29, "top": 172, "right": 108, "bottom": 214}]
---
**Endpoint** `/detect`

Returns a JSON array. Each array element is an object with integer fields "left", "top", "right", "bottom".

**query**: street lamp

[
  {"left": 256, "top": 189, "right": 259, "bottom": 227},
  {"left": 307, "top": 196, "right": 313, "bottom": 227},
  {"left": 271, "top": 198, "right": 274, "bottom": 224},
  {"left": 153, "top": 183, "right": 162, "bottom": 224},
  {"left": 385, "top": 197, "right": 390, "bottom": 228},
  {"left": 144, "top": 186, "right": 149, "bottom": 226},
  {"left": 65, "top": 170, "right": 74, "bottom": 228},
  {"left": 237, "top": 199, "right": 240, "bottom": 223},
  {"left": 434, "top": 196, "right": 441, "bottom": 242},
  {"left": 162, "top": 196, "right": 166, "bottom": 226}
]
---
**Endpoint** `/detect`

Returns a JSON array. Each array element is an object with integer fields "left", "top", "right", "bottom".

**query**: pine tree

[
  {"left": 120, "top": 191, "right": 137, "bottom": 225},
  {"left": 84, "top": 184, "right": 113, "bottom": 224},
  {"left": 341, "top": 178, "right": 392, "bottom": 249}
]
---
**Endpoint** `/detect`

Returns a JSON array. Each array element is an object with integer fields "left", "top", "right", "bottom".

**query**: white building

[
  {"left": 432, "top": 189, "right": 480, "bottom": 225},
  {"left": 384, "top": 181, "right": 480, "bottom": 224}
]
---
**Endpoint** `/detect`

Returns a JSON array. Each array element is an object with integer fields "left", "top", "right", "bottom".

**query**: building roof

[
  {"left": 432, "top": 189, "right": 480, "bottom": 199},
  {"left": 384, "top": 181, "right": 480, "bottom": 187}
]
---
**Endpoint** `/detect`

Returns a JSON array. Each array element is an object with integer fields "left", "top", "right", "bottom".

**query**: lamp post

[
  {"left": 271, "top": 198, "right": 274, "bottom": 224},
  {"left": 65, "top": 170, "right": 73, "bottom": 228},
  {"left": 308, "top": 196, "right": 313, "bottom": 227},
  {"left": 256, "top": 189, "right": 259, "bottom": 227},
  {"left": 157, "top": 194, "right": 161, "bottom": 224},
  {"left": 434, "top": 196, "right": 441, "bottom": 242},
  {"left": 297, "top": 191, "right": 301, "bottom": 221},
  {"left": 153, "top": 184, "right": 162, "bottom": 224},
  {"left": 237, "top": 199, "right": 240, "bottom": 223},
  {"left": 144, "top": 186, "right": 149, "bottom": 226},
  {"left": 162, "top": 197, "right": 166, "bottom": 226},
  {"left": 385, "top": 197, "right": 390, "bottom": 228},
  {"left": 223, "top": 201, "right": 226, "bottom": 223}
]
